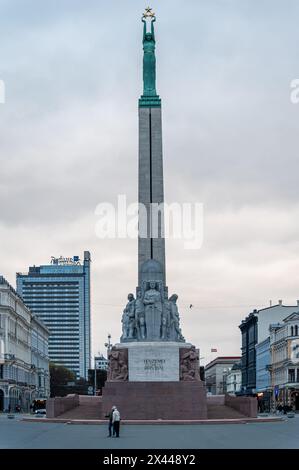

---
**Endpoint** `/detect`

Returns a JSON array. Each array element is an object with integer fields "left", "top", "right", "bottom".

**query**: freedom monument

[
  {"left": 46, "top": 10, "right": 258, "bottom": 422},
  {"left": 102, "top": 9, "right": 208, "bottom": 419}
]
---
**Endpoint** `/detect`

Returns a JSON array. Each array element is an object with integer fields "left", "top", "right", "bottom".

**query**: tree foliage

[{"left": 49, "top": 363, "right": 76, "bottom": 397}]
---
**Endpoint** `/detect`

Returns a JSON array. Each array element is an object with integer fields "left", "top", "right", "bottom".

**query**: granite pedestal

[
  {"left": 102, "top": 381, "right": 207, "bottom": 420},
  {"left": 102, "top": 342, "right": 208, "bottom": 420}
]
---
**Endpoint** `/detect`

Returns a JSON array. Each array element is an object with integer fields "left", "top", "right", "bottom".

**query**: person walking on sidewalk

[{"left": 112, "top": 406, "right": 121, "bottom": 437}]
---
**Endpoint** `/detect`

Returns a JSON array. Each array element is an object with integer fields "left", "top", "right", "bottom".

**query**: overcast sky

[{"left": 1, "top": 0, "right": 299, "bottom": 365}]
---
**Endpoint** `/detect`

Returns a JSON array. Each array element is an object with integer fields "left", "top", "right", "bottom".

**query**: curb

[{"left": 22, "top": 417, "right": 284, "bottom": 425}]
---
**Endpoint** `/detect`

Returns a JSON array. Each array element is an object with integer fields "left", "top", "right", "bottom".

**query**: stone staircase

[
  {"left": 207, "top": 404, "right": 246, "bottom": 419},
  {"left": 47, "top": 394, "right": 254, "bottom": 421},
  {"left": 206, "top": 395, "right": 247, "bottom": 420},
  {"left": 58, "top": 401, "right": 246, "bottom": 421},
  {"left": 57, "top": 396, "right": 103, "bottom": 420}
]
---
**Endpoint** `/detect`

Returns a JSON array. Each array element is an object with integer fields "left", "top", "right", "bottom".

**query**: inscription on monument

[
  {"left": 144, "top": 359, "right": 166, "bottom": 371},
  {"left": 128, "top": 344, "right": 180, "bottom": 381}
]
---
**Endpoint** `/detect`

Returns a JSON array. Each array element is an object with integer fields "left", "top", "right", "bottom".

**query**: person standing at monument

[
  {"left": 106, "top": 406, "right": 116, "bottom": 437},
  {"left": 112, "top": 406, "right": 121, "bottom": 437}
]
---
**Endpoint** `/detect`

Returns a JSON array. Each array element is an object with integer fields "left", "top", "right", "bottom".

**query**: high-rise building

[
  {"left": 95, "top": 354, "right": 108, "bottom": 371},
  {"left": 16, "top": 252, "right": 91, "bottom": 379}
]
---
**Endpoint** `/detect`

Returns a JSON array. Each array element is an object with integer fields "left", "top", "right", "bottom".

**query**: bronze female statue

[{"left": 142, "top": 16, "right": 157, "bottom": 96}]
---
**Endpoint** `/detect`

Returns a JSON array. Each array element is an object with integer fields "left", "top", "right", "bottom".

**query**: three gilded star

[{"left": 143, "top": 6, "right": 155, "bottom": 19}]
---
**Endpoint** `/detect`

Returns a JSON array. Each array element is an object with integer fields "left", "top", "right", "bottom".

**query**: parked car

[{"left": 35, "top": 408, "right": 46, "bottom": 415}]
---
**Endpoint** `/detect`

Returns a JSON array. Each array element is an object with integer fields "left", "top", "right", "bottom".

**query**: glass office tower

[{"left": 17, "top": 252, "right": 91, "bottom": 379}]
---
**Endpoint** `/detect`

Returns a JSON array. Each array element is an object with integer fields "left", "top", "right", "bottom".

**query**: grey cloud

[{"left": 1, "top": 0, "right": 299, "bottom": 359}]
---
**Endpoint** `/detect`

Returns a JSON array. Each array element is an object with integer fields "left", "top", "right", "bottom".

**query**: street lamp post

[
  {"left": 104, "top": 334, "right": 112, "bottom": 359},
  {"left": 94, "top": 356, "right": 97, "bottom": 396}
]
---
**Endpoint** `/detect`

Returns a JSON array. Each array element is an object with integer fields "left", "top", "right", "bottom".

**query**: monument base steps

[
  {"left": 48, "top": 396, "right": 103, "bottom": 420},
  {"left": 101, "top": 381, "right": 208, "bottom": 420}
]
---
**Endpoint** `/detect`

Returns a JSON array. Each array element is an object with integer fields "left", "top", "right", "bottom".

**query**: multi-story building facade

[
  {"left": 16, "top": 252, "right": 91, "bottom": 379},
  {"left": 239, "top": 302, "right": 299, "bottom": 396},
  {"left": 270, "top": 312, "right": 299, "bottom": 411},
  {"left": 0, "top": 276, "right": 49, "bottom": 412},
  {"left": 95, "top": 354, "right": 108, "bottom": 371},
  {"left": 239, "top": 310, "right": 259, "bottom": 395},
  {"left": 256, "top": 337, "right": 271, "bottom": 392},
  {"left": 31, "top": 316, "right": 50, "bottom": 400},
  {"left": 255, "top": 337, "right": 271, "bottom": 411},
  {"left": 226, "top": 362, "right": 242, "bottom": 395},
  {"left": 205, "top": 357, "right": 241, "bottom": 395}
]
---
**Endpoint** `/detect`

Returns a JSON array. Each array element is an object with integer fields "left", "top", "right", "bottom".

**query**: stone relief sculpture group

[
  {"left": 120, "top": 281, "right": 185, "bottom": 343},
  {"left": 107, "top": 348, "right": 128, "bottom": 382},
  {"left": 179, "top": 346, "right": 201, "bottom": 381},
  {"left": 107, "top": 345, "right": 200, "bottom": 382}
]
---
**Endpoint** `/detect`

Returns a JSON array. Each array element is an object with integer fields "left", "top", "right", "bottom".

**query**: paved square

[{"left": 0, "top": 414, "right": 298, "bottom": 449}]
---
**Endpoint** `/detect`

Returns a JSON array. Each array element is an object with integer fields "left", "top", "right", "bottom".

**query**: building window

[
  {"left": 291, "top": 326, "right": 294, "bottom": 336},
  {"left": 289, "top": 369, "right": 296, "bottom": 383},
  {"left": 295, "top": 325, "right": 298, "bottom": 336}
]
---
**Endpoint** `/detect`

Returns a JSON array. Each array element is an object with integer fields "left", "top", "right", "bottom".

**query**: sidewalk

[{"left": 0, "top": 412, "right": 34, "bottom": 421}]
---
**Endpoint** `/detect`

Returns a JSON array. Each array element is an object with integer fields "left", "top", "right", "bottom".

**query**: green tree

[
  {"left": 88, "top": 369, "right": 107, "bottom": 392},
  {"left": 49, "top": 363, "right": 76, "bottom": 397}
]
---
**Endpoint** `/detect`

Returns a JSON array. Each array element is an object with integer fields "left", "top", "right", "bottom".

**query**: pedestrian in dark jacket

[{"left": 106, "top": 406, "right": 116, "bottom": 437}]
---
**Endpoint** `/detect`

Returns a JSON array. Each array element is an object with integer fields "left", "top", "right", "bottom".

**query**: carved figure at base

[
  {"left": 135, "top": 290, "right": 146, "bottom": 340},
  {"left": 144, "top": 281, "right": 162, "bottom": 314},
  {"left": 114, "top": 360, "right": 128, "bottom": 381},
  {"left": 161, "top": 292, "right": 171, "bottom": 340},
  {"left": 121, "top": 309, "right": 130, "bottom": 340},
  {"left": 143, "top": 281, "right": 163, "bottom": 340},
  {"left": 169, "top": 294, "right": 185, "bottom": 342},
  {"left": 180, "top": 346, "right": 200, "bottom": 381},
  {"left": 108, "top": 348, "right": 128, "bottom": 381},
  {"left": 180, "top": 358, "right": 196, "bottom": 380},
  {"left": 125, "top": 294, "right": 136, "bottom": 339}
]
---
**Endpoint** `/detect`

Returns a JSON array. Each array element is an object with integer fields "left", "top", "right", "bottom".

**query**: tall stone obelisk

[
  {"left": 138, "top": 11, "right": 165, "bottom": 287},
  {"left": 118, "top": 8, "right": 185, "bottom": 344},
  {"left": 102, "top": 10, "right": 207, "bottom": 419}
]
